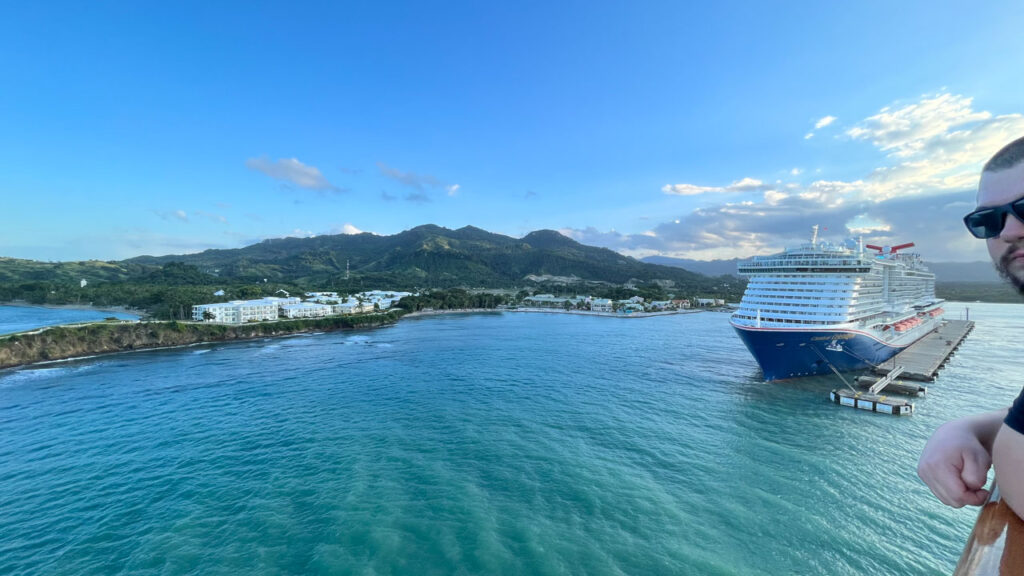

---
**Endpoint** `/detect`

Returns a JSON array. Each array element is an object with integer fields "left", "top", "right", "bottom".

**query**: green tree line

[{"left": 396, "top": 289, "right": 509, "bottom": 311}]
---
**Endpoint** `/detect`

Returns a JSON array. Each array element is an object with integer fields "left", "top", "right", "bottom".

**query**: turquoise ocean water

[
  {"left": 0, "top": 303, "right": 1019, "bottom": 575},
  {"left": 0, "top": 304, "right": 137, "bottom": 335}
]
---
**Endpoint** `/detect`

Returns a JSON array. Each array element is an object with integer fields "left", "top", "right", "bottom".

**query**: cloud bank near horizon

[{"left": 566, "top": 93, "right": 1024, "bottom": 262}]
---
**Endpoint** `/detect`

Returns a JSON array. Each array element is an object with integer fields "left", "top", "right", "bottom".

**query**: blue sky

[{"left": 2, "top": 1, "right": 1022, "bottom": 263}]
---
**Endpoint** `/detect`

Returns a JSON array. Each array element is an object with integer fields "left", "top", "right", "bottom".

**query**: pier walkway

[{"left": 872, "top": 319, "right": 975, "bottom": 382}]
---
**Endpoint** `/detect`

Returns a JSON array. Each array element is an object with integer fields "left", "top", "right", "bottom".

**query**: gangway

[{"left": 868, "top": 366, "right": 905, "bottom": 395}]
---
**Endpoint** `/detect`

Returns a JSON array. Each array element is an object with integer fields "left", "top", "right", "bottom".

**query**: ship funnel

[{"left": 811, "top": 225, "right": 819, "bottom": 246}]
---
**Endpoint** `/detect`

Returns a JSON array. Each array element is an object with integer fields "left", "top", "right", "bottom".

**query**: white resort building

[
  {"left": 191, "top": 297, "right": 301, "bottom": 323},
  {"left": 305, "top": 292, "right": 341, "bottom": 303},
  {"left": 333, "top": 298, "right": 375, "bottom": 315},
  {"left": 280, "top": 302, "right": 333, "bottom": 319},
  {"left": 361, "top": 291, "right": 413, "bottom": 310},
  {"left": 191, "top": 291, "right": 414, "bottom": 324}
]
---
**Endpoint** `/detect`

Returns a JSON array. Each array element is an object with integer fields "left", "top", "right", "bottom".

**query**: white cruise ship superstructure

[{"left": 730, "top": 226, "right": 945, "bottom": 380}]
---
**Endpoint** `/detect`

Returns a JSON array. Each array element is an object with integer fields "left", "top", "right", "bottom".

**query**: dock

[
  {"left": 830, "top": 389, "right": 914, "bottom": 415},
  {"left": 872, "top": 319, "right": 974, "bottom": 382},
  {"left": 853, "top": 375, "right": 926, "bottom": 396}
]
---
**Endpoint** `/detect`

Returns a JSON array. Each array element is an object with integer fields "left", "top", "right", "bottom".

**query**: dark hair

[{"left": 984, "top": 136, "right": 1024, "bottom": 172}]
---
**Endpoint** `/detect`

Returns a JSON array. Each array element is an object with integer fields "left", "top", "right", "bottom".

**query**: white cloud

[
  {"left": 662, "top": 183, "right": 719, "bottom": 196},
  {"left": 564, "top": 188, "right": 987, "bottom": 263},
  {"left": 847, "top": 94, "right": 990, "bottom": 158},
  {"left": 447, "top": 184, "right": 460, "bottom": 196},
  {"left": 805, "top": 115, "right": 837, "bottom": 140},
  {"left": 174, "top": 210, "right": 188, "bottom": 222},
  {"left": 661, "top": 176, "right": 770, "bottom": 197},
  {"left": 798, "top": 180, "right": 861, "bottom": 207},
  {"left": 273, "top": 223, "right": 371, "bottom": 238},
  {"left": 764, "top": 190, "right": 789, "bottom": 205},
  {"left": 844, "top": 93, "right": 1024, "bottom": 202},
  {"left": 695, "top": 93, "right": 1024, "bottom": 207},
  {"left": 246, "top": 156, "right": 342, "bottom": 192},
  {"left": 845, "top": 214, "right": 891, "bottom": 235},
  {"left": 729, "top": 177, "right": 766, "bottom": 191},
  {"left": 571, "top": 92, "right": 1017, "bottom": 262},
  {"left": 815, "top": 115, "right": 837, "bottom": 129}
]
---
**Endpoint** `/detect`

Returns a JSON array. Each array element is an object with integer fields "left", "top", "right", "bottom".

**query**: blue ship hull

[{"left": 731, "top": 324, "right": 909, "bottom": 381}]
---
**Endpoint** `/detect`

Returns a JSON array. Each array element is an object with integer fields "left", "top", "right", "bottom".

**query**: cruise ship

[{"left": 730, "top": 226, "right": 945, "bottom": 381}]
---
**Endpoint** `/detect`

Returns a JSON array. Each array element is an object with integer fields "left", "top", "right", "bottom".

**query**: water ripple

[{"left": 0, "top": 305, "right": 1015, "bottom": 574}]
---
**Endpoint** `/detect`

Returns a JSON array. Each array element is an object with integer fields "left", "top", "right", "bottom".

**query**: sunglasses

[{"left": 963, "top": 197, "right": 1024, "bottom": 239}]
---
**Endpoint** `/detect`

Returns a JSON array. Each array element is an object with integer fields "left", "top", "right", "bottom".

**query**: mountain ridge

[{"left": 5, "top": 225, "right": 735, "bottom": 294}]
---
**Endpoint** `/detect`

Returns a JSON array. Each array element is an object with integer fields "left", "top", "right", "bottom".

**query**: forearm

[{"left": 918, "top": 408, "right": 1009, "bottom": 507}]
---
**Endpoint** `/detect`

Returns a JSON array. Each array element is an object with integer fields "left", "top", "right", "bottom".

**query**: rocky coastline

[{"left": 0, "top": 312, "right": 402, "bottom": 370}]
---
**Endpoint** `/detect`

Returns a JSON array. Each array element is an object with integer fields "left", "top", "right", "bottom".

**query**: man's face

[{"left": 978, "top": 161, "right": 1024, "bottom": 293}]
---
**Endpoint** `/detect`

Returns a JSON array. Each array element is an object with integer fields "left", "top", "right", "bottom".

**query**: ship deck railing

[{"left": 954, "top": 484, "right": 1024, "bottom": 575}]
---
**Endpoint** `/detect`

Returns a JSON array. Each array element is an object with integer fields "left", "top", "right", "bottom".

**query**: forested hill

[
  {"left": 641, "top": 255, "right": 742, "bottom": 277},
  {"left": 0, "top": 226, "right": 741, "bottom": 298},
  {"left": 120, "top": 225, "right": 722, "bottom": 290}
]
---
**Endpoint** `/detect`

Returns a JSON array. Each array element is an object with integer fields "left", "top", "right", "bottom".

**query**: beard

[{"left": 997, "top": 244, "right": 1024, "bottom": 295}]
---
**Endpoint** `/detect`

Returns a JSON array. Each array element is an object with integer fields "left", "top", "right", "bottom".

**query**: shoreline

[
  {"left": 1, "top": 305, "right": 707, "bottom": 370},
  {"left": 1, "top": 300, "right": 144, "bottom": 317},
  {"left": 402, "top": 308, "right": 504, "bottom": 318},
  {"left": 507, "top": 307, "right": 702, "bottom": 318},
  {"left": 403, "top": 307, "right": 703, "bottom": 319}
]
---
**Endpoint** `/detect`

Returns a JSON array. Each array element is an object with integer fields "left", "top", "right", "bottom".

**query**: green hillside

[
  {"left": 0, "top": 225, "right": 745, "bottom": 318},
  {"left": 0, "top": 257, "right": 139, "bottom": 284},
  {"left": 121, "top": 225, "right": 724, "bottom": 290}
]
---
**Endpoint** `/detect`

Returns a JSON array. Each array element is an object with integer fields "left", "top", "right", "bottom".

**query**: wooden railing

[{"left": 954, "top": 485, "right": 1024, "bottom": 575}]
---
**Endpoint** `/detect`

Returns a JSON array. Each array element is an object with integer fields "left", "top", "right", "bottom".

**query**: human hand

[{"left": 918, "top": 419, "right": 993, "bottom": 507}]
